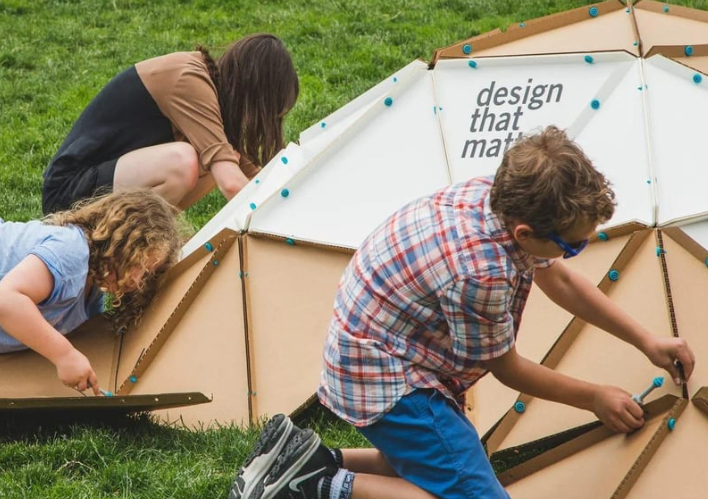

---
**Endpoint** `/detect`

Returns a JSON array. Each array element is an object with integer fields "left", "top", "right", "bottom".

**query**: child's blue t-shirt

[{"left": 0, "top": 219, "right": 105, "bottom": 353}]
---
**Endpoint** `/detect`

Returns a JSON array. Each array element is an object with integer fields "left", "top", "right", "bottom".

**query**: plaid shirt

[{"left": 318, "top": 176, "right": 554, "bottom": 427}]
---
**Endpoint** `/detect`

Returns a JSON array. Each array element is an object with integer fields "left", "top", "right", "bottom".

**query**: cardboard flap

[{"left": 0, "top": 392, "right": 211, "bottom": 412}]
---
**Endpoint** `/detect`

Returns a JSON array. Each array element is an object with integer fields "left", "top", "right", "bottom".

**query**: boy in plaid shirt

[{"left": 230, "top": 126, "right": 695, "bottom": 499}]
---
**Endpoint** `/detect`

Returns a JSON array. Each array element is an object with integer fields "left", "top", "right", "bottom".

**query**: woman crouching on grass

[{"left": 0, "top": 189, "right": 182, "bottom": 394}]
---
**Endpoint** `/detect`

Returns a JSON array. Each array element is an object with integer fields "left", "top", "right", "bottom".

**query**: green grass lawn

[{"left": 2, "top": 0, "right": 707, "bottom": 496}]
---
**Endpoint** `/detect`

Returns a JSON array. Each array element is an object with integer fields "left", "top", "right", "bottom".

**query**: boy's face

[{"left": 511, "top": 219, "right": 598, "bottom": 260}]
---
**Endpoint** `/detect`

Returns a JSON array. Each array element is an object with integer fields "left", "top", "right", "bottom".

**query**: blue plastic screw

[
  {"left": 584, "top": 55, "right": 594, "bottom": 64},
  {"left": 668, "top": 418, "right": 676, "bottom": 431},
  {"left": 632, "top": 377, "right": 664, "bottom": 405},
  {"left": 468, "top": 60, "right": 478, "bottom": 68},
  {"left": 608, "top": 269, "right": 620, "bottom": 281},
  {"left": 591, "top": 99, "right": 601, "bottom": 110},
  {"left": 519, "top": 22, "right": 526, "bottom": 28},
  {"left": 656, "top": 247, "right": 665, "bottom": 256},
  {"left": 598, "top": 232, "right": 609, "bottom": 241},
  {"left": 286, "top": 238, "right": 296, "bottom": 246},
  {"left": 205, "top": 242, "right": 213, "bottom": 252},
  {"left": 213, "top": 259, "right": 219, "bottom": 266},
  {"left": 633, "top": 41, "right": 638, "bottom": 46},
  {"left": 663, "top": 5, "right": 669, "bottom": 12},
  {"left": 705, "top": 257, "right": 708, "bottom": 268},
  {"left": 514, "top": 401, "right": 526, "bottom": 413},
  {"left": 321, "top": 122, "right": 326, "bottom": 128},
  {"left": 99, "top": 388, "right": 113, "bottom": 397},
  {"left": 393, "top": 77, "right": 398, "bottom": 82},
  {"left": 255, "top": 179, "right": 260, "bottom": 184},
  {"left": 462, "top": 44, "right": 472, "bottom": 54},
  {"left": 589, "top": 6, "right": 599, "bottom": 17},
  {"left": 281, "top": 156, "right": 289, "bottom": 165},
  {"left": 694, "top": 73, "right": 703, "bottom": 84},
  {"left": 384, "top": 97, "right": 393, "bottom": 107},
  {"left": 281, "top": 188, "right": 290, "bottom": 198},
  {"left": 249, "top": 202, "right": 257, "bottom": 210},
  {"left": 129, "top": 375, "right": 137, "bottom": 384},
  {"left": 626, "top": 7, "right": 630, "bottom": 13},
  {"left": 685, "top": 46, "right": 694, "bottom": 57}
]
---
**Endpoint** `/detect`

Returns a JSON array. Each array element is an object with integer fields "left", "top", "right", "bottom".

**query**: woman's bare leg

[{"left": 114, "top": 142, "right": 199, "bottom": 206}]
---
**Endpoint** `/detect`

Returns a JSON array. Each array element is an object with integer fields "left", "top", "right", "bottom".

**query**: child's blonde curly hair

[{"left": 45, "top": 189, "right": 183, "bottom": 333}]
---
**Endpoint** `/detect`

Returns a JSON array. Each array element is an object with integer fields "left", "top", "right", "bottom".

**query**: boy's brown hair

[
  {"left": 490, "top": 126, "right": 615, "bottom": 236},
  {"left": 45, "top": 189, "right": 183, "bottom": 333}
]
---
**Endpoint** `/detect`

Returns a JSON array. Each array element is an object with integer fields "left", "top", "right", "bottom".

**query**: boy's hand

[
  {"left": 642, "top": 336, "right": 695, "bottom": 385},
  {"left": 55, "top": 348, "right": 99, "bottom": 395},
  {"left": 592, "top": 385, "right": 645, "bottom": 433}
]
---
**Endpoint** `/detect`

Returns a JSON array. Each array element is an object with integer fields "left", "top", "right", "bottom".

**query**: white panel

[
  {"left": 434, "top": 52, "right": 653, "bottom": 227},
  {"left": 249, "top": 66, "right": 450, "bottom": 248},
  {"left": 646, "top": 56, "right": 708, "bottom": 226}
]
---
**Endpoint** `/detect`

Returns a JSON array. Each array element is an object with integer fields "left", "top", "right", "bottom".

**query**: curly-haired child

[{"left": 0, "top": 189, "right": 182, "bottom": 395}]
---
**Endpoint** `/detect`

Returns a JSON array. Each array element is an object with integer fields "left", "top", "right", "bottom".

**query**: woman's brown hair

[
  {"left": 490, "top": 126, "right": 616, "bottom": 236},
  {"left": 199, "top": 33, "right": 299, "bottom": 169},
  {"left": 45, "top": 189, "right": 182, "bottom": 333}
]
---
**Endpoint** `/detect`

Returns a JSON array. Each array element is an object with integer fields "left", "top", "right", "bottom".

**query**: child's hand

[
  {"left": 643, "top": 336, "right": 695, "bottom": 386},
  {"left": 55, "top": 348, "right": 99, "bottom": 395},
  {"left": 592, "top": 385, "right": 644, "bottom": 433}
]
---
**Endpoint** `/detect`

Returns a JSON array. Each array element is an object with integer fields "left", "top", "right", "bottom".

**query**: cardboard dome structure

[{"left": 4, "top": 4, "right": 708, "bottom": 486}]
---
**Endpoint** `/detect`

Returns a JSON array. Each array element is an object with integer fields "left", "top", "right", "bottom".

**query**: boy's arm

[
  {"left": 483, "top": 347, "right": 645, "bottom": 433},
  {"left": 533, "top": 261, "right": 695, "bottom": 385},
  {"left": 0, "top": 255, "right": 99, "bottom": 394}
]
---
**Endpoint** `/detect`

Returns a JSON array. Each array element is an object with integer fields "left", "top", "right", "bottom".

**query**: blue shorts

[{"left": 357, "top": 389, "right": 509, "bottom": 499}]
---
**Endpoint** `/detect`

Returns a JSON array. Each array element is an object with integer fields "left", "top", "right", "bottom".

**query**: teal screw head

[
  {"left": 591, "top": 99, "right": 601, "bottom": 110},
  {"left": 685, "top": 46, "right": 694, "bottom": 57},
  {"left": 519, "top": 22, "right": 526, "bottom": 28},
  {"left": 320, "top": 122, "right": 326, "bottom": 128},
  {"left": 668, "top": 418, "right": 676, "bottom": 431},
  {"left": 104, "top": 391, "right": 114, "bottom": 397},
  {"left": 205, "top": 242, "right": 213, "bottom": 252},
  {"left": 589, "top": 6, "right": 599, "bottom": 17},
  {"left": 663, "top": 5, "right": 669, "bottom": 12},
  {"left": 598, "top": 232, "right": 609, "bottom": 241},
  {"left": 656, "top": 247, "right": 663, "bottom": 256},
  {"left": 705, "top": 257, "right": 708, "bottom": 268},
  {"left": 514, "top": 401, "right": 526, "bottom": 413},
  {"left": 633, "top": 40, "right": 639, "bottom": 46},
  {"left": 468, "top": 60, "right": 478, "bottom": 68},
  {"left": 462, "top": 44, "right": 472, "bottom": 54},
  {"left": 213, "top": 259, "right": 219, "bottom": 266},
  {"left": 281, "top": 156, "right": 289, "bottom": 165},
  {"left": 694, "top": 73, "right": 703, "bottom": 84},
  {"left": 249, "top": 202, "right": 257, "bottom": 210},
  {"left": 384, "top": 97, "right": 393, "bottom": 107},
  {"left": 626, "top": 7, "right": 630, "bottom": 13},
  {"left": 129, "top": 375, "right": 137, "bottom": 384},
  {"left": 255, "top": 179, "right": 260, "bottom": 184},
  {"left": 609, "top": 269, "right": 620, "bottom": 281},
  {"left": 281, "top": 188, "right": 290, "bottom": 198},
  {"left": 584, "top": 55, "right": 594, "bottom": 64},
  {"left": 652, "top": 376, "right": 665, "bottom": 388},
  {"left": 285, "top": 238, "right": 296, "bottom": 246},
  {"left": 393, "top": 76, "right": 398, "bottom": 82}
]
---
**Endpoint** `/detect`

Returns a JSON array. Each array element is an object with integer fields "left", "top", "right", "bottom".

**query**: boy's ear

[{"left": 511, "top": 223, "right": 535, "bottom": 242}]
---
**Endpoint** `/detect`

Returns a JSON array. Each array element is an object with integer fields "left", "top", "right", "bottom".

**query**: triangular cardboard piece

[
  {"left": 433, "top": 1, "right": 636, "bottom": 61},
  {"left": 634, "top": 1, "right": 708, "bottom": 56},
  {"left": 486, "top": 231, "right": 683, "bottom": 454},
  {"left": 243, "top": 234, "right": 353, "bottom": 419}
]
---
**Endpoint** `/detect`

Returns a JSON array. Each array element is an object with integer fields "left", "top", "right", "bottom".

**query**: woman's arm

[
  {"left": 533, "top": 261, "right": 695, "bottom": 385},
  {"left": 0, "top": 255, "right": 99, "bottom": 394}
]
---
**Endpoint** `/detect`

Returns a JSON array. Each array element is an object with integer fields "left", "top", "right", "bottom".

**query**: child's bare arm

[
  {"left": 0, "top": 255, "right": 99, "bottom": 394},
  {"left": 483, "top": 347, "right": 645, "bottom": 433},
  {"left": 533, "top": 261, "right": 695, "bottom": 385}
]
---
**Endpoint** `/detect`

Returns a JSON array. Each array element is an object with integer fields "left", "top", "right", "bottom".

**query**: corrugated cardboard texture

[
  {"left": 127, "top": 237, "right": 249, "bottom": 427},
  {"left": 467, "top": 233, "right": 632, "bottom": 437},
  {"left": 243, "top": 234, "right": 353, "bottom": 420},
  {"left": 488, "top": 232, "right": 683, "bottom": 452},
  {"left": 434, "top": 2, "right": 635, "bottom": 61}
]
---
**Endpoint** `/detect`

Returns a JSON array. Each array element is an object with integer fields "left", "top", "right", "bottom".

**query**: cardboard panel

[
  {"left": 661, "top": 230, "right": 708, "bottom": 397},
  {"left": 116, "top": 241, "right": 220, "bottom": 386},
  {"left": 624, "top": 402, "right": 708, "bottom": 499},
  {"left": 248, "top": 67, "right": 450, "bottom": 249},
  {"left": 434, "top": 2, "right": 635, "bottom": 60},
  {"left": 467, "top": 233, "right": 633, "bottom": 436},
  {"left": 127, "top": 240, "right": 250, "bottom": 428},
  {"left": 491, "top": 233, "right": 682, "bottom": 452},
  {"left": 244, "top": 235, "right": 353, "bottom": 420},
  {"left": 502, "top": 398, "right": 683, "bottom": 499},
  {"left": 635, "top": 3, "right": 708, "bottom": 55},
  {"left": 0, "top": 316, "right": 117, "bottom": 398}
]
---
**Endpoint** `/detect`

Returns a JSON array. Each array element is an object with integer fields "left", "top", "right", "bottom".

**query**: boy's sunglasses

[{"left": 548, "top": 233, "right": 589, "bottom": 259}]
